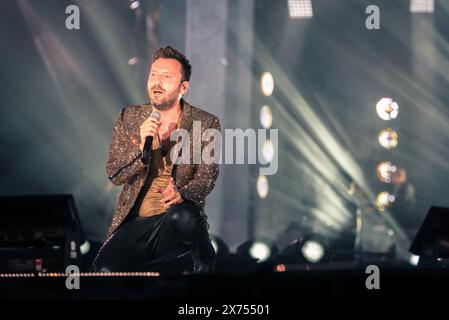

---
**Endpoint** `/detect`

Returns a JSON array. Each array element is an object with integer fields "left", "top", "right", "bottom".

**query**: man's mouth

[{"left": 152, "top": 88, "right": 164, "bottom": 95}]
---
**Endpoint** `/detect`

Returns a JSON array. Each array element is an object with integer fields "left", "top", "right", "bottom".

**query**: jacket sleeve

[
  {"left": 178, "top": 116, "right": 220, "bottom": 204},
  {"left": 106, "top": 108, "right": 148, "bottom": 185}
]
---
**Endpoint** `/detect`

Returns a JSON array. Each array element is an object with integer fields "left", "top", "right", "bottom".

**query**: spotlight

[
  {"left": 375, "top": 191, "right": 395, "bottom": 211},
  {"left": 409, "top": 254, "right": 420, "bottom": 266},
  {"left": 129, "top": 1, "right": 140, "bottom": 10},
  {"left": 378, "top": 128, "right": 398, "bottom": 149},
  {"left": 288, "top": 0, "right": 313, "bottom": 19},
  {"left": 210, "top": 235, "right": 229, "bottom": 258},
  {"left": 260, "top": 72, "right": 274, "bottom": 97},
  {"left": 262, "top": 139, "right": 274, "bottom": 163},
  {"left": 257, "top": 175, "right": 269, "bottom": 199},
  {"left": 376, "top": 161, "right": 397, "bottom": 183},
  {"left": 80, "top": 240, "right": 91, "bottom": 255},
  {"left": 128, "top": 57, "right": 138, "bottom": 66},
  {"left": 282, "top": 233, "right": 330, "bottom": 263},
  {"left": 376, "top": 97, "right": 399, "bottom": 120},
  {"left": 410, "top": 0, "right": 434, "bottom": 13},
  {"left": 300, "top": 234, "right": 330, "bottom": 263},
  {"left": 260, "top": 105, "right": 273, "bottom": 129},
  {"left": 236, "top": 238, "right": 278, "bottom": 263}
]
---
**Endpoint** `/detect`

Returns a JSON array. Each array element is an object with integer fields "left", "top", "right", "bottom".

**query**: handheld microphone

[{"left": 141, "top": 111, "right": 161, "bottom": 165}]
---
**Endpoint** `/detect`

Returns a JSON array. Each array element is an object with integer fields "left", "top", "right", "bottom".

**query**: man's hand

[
  {"left": 158, "top": 177, "right": 184, "bottom": 208},
  {"left": 139, "top": 116, "right": 161, "bottom": 151}
]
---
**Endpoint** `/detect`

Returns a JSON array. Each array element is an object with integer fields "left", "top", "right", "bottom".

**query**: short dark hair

[{"left": 152, "top": 46, "right": 192, "bottom": 82}]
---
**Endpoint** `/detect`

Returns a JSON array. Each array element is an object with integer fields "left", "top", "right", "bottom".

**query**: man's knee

[{"left": 167, "top": 201, "right": 206, "bottom": 244}]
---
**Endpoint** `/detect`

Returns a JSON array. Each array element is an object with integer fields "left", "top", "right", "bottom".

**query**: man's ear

[{"left": 181, "top": 81, "right": 189, "bottom": 95}]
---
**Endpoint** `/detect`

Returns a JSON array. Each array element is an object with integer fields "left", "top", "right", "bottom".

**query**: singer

[{"left": 91, "top": 46, "right": 220, "bottom": 274}]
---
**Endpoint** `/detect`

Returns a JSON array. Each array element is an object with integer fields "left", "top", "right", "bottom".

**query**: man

[{"left": 91, "top": 46, "right": 220, "bottom": 274}]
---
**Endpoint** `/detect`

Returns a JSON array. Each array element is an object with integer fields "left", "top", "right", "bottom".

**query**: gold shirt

[{"left": 138, "top": 119, "right": 179, "bottom": 217}]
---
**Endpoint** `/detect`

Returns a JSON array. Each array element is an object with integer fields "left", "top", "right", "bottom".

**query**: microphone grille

[{"left": 150, "top": 111, "right": 161, "bottom": 120}]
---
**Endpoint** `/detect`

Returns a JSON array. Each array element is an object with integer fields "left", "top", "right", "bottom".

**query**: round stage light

[
  {"left": 409, "top": 254, "right": 420, "bottom": 266},
  {"left": 130, "top": 1, "right": 140, "bottom": 10},
  {"left": 375, "top": 191, "right": 395, "bottom": 211},
  {"left": 376, "top": 97, "right": 399, "bottom": 120},
  {"left": 257, "top": 175, "right": 269, "bottom": 199},
  {"left": 376, "top": 161, "right": 397, "bottom": 183},
  {"left": 282, "top": 234, "right": 330, "bottom": 264},
  {"left": 260, "top": 72, "right": 274, "bottom": 97},
  {"left": 378, "top": 128, "right": 398, "bottom": 149},
  {"left": 262, "top": 139, "right": 274, "bottom": 163},
  {"left": 301, "top": 240, "right": 325, "bottom": 263},
  {"left": 128, "top": 57, "right": 138, "bottom": 66},
  {"left": 249, "top": 242, "right": 272, "bottom": 262},
  {"left": 260, "top": 105, "right": 273, "bottom": 129},
  {"left": 80, "top": 241, "right": 91, "bottom": 255},
  {"left": 236, "top": 238, "right": 278, "bottom": 263},
  {"left": 300, "top": 234, "right": 329, "bottom": 263}
]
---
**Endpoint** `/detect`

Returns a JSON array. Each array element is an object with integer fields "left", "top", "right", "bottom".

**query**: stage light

[
  {"left": 210, "top": 234, "right": 229, "bottom": 258},
  {"left": 288, "top": 0, "right": 313, "bottom": 19},
  {"left": 80, "top": 240, "right": 91, "bottom": 255},
  {"left": 257, "top": 175, "right": 269, "bottom": 199},
  {"left": 410, "top": 0, "right": 434, "bottom": 13},
  {"left": 129, "top": 1, "right": 140, "bottom": 10},
  {"left": 0, "top": 273, "right": 35, "bottom": 278},
  {"left": 409, "top": 254, "right": 420, "bottom": 266},
  {"left": 128, "top": 57, "right": 138, "bottom": 66},
  {"left": 260, "top": 105, "right": 273, "bottom": 129},
  {"left": 250, "top": 242, "right": 271, "bottom": 262},
  {"left": 375, "top": 191, "right": 395, "bottom": 211},
  {"left": 301, "top": 240, "right": 324, "bottom": 262},
  {"left": 236, "top": 238, "right": 278, "bottom": 263},
  {"left": 282, "top": 233, "right": 330, "bottom": 263},
  {"left": 376, "top": 161, "right": 397, "bottom": 183},
  {"left": 260, "top": 72, "right": 274, "bottom": 97},
  {"left": 376, "top": 97, "right": 399, "bottom": 120},
  {"left": 378, "top": 128, "right": 398, "bottom": 149},
  {"left": 300, "top": 234, "right": 329, "bottom": 263},
  {"left": 262, "top": 139, "right": 274, "bottom": 163}
]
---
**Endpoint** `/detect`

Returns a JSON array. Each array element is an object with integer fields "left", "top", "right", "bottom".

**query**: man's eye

[{"left": 164, "top": 75, "right": 172, "bottom": 79}]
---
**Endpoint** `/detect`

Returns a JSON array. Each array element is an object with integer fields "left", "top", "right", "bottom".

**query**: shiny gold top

[{"left": 138, "top": 118, "right": 180, "bottom": 217}]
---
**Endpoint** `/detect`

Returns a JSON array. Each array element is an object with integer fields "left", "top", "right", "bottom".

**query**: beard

[{"left": 149, "top": 85, "right": 181, "bottom": 110}]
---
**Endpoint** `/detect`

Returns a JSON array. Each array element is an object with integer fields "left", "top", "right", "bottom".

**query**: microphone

[{"left": 141, "top": 111, "right": 161, "bottom": 165}]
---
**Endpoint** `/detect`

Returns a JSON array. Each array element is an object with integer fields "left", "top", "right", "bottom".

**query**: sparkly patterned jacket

[{"left": 105, "top": 100, "right": 220, "bottom": 238}]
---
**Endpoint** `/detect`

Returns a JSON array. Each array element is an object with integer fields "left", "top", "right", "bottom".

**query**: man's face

[{"left": 147, "top": 58, "right": 189, "bottom": 110}]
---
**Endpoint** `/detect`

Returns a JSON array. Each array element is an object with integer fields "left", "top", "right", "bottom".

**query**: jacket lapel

[
  {"left": 140, "top": 103, "right": 153, "bottom": 124},
  {"left": 171, "top": 99, "right": 193, "bottom": 183}
]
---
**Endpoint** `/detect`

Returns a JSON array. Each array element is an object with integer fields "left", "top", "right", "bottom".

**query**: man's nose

[
  {"left": 152, "top": 77, "right": 162, "bottom": 85},
  {"left": 154, "top": 74, "right": 166, "bottom": 84}
]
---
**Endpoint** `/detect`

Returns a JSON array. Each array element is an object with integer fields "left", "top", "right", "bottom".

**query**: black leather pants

[
  {"left": 166, "top": 201, "right": 216, "bottom": 273},
  {"left": 90, "top": 201, "right": 215, "bottom": 274}
]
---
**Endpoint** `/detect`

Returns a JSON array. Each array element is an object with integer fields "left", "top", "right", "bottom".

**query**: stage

[{"left": 2, "top": 263, "right": 449, "bottom": 301}]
